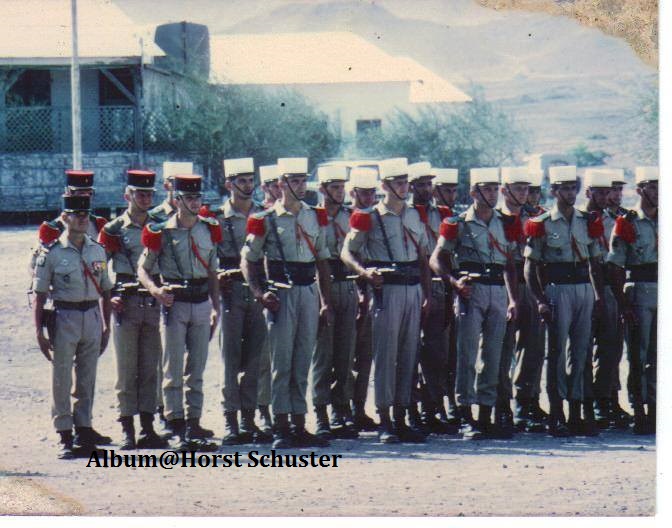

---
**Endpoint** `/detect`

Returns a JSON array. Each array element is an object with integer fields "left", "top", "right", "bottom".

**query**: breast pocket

[
  {"left": 53, "top": 261, "right": 80, "bottom": 290},
  {"left": 544, "top": 230, "right": 567, "bottom": 261}
]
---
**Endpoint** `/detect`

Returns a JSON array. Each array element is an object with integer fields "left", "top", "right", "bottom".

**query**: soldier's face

[
  {"left": 527, "top": 187, "right": 541, "bottom": 206},
  {"left": 321, "top": 181, "right": 346, "bottom": 204},
  {"left": 130, "top": 189, "right": 154, "bottom": 211},
  {"left": 471, "top": 184, "right": 498, "bottom": 207},
  {"left": 262, "top": 180, "right": 281, "bottom": 202},
  {"left": 608, "top": 185, "right": 623, "bottom": 207},
  {"left": 282, "top": 175, "right": 307, "bottom": 200},
  {"left": 228, "top": 175, "right": 255, "bottom": 198},
  {"left": 638, "top": 181, "right": 658, "bottom": 207},
  {"left": 552, "top": 183, "right": 577, "bottom": 206},
  {"left": 411, "top": 177, "right": 433, "bottom": 203},
  {"left": 351, "top": 188, "right": 376, "bottom": 209},
  {"left": 503, "top": 183, "right": 529, "bottom": 206},
  {"left": 587, "top": 187, "right": 609, "bottom": 209},
  {"left": 63, "top": 211, "right": 89, "bottom": 234},
  {"left": 434, "top": 184, "right": 457, "bottom": 207},
  {"left": 177, "top": 193, "right": 202, "bottom": 214},
  {"left": 384, "top": 177, "right": 409, "bottom": 200}
]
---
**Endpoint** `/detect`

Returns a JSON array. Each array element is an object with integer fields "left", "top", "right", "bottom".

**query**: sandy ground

[{"left": 0, "top": 226, "right": 655, "bottom": 516}]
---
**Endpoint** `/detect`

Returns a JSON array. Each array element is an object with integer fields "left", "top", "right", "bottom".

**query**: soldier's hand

[
  {"left": 153, "top": 286, "right": 175, "bottom": 307},
  {"left": 454, "top": 276, "right": 472, "bottom": 299},
  {"left": 362, "top": 268, "right": 383, "bottom": 289},
  {"left": 319, "top": 303, "right": 334, "bottom": 329},
  {"left": 507, "top": 302, "right": 518, "bottom": 322},
  {"left": 538, "top": 302, "right": 552, "bottom": 324},
  {"left": 100, "top": 327, "right": 110, "bottom": 356},
  {"left": 36, "top": 332, "right": 52, "bottom": 362},
  {"left": 260, "top": 291, "right": 280, "bottom": 312},
  {"left": 209, "top": 309, "right": 220, "bottom": 341},
  {"left": 110, "top": 295, "right": 124, "bottom": 313}
]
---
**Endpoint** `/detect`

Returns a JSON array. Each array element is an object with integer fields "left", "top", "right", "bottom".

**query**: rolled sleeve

[
  {"left": 523, "top": 237, "right": 543, "bottom": 261},
  {"left": 315, "top": 226, "right": 331, "bottom": 261},
  {"left": 32, "top": 254, "right": 52, "bottom": 293},
  {"left": 138, "top": 248, "right": 158, "bottom": 272},
  {"left": 606, "top": 235, "right": 627, "bottom": 268},
  {"left": 343, "top": 229, "right": 367, "bottom": 256},
  {"left": 436, "top": 235, "right": 456, "bottom": 253},
  {"left": 241, "top": 232, "right": 266, "bottom": 263}
]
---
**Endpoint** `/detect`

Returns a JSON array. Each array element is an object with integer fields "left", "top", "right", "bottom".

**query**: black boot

[
  {"left": 493, "top": 402, "right": 514, "bottom": 439},
  {"left": 57, "top": 430, "right": 74, "bottom": 460},
  {"left": 89, "top": 427, "right": 112, "bottom": 445},
  {"left": 272, "top": 413, "right": 293, "bottom": 449},
  {"left": 646, "top": 403, "right": 656, "bottom": 435},
  {"left": 137, "top": 412, "right": 168, "bottom": 449},
  {"left": 567, "top": 400, "right": 582, "bottom": 436},
  {"left": 241, "top": 409, "right": 272, "bottom": 444},
  {"left": 458, "top": 405, "right": 482, "bottom": 440},
  {"left": 439, "top": 400, "right": 460, "bottom": 427},
  {"left": 314, "top": 405, "right": 332, "bottom": 440},
  {"left": 292, "top": 413, "right": 330, "bottom": 447},
  {"left": 221, "top": 411, "right": 241, "bottom": 446},
  {"left": 257, "top": 405, "right": 273, "bottom": 435},
  {"left": 632, "top": 402, "right": 647, "bottom": 435},
  {"left": 393, "top": 406, "right": 425, "bottom": 443},
  {"left": 530, "top": 396, "right": 549, "bottom": 424},
  {"left": 593, "top": 398, "right": 611, "bottom": 429},
  {"left": 547, "top": 400, "right": 570, "bottom": 438},
  {"left": 330, "top": 405, "right": 358, "bottom": 439},
  {"left": 407, "top": 403, "right": 428, "bottom": 435},
  {"left": 73, "top": 427, "right": 98, "bottom": 457},
  {"left": 610, "top": 395, "right": 632, "bottom": 429},
  {"left": 581, "top": 399, "right": 599, "bottom": 437},
  {"left": 183, "top": 419, "right": 218, "bottom": 451},
  {"left": 377, "top": 407, "right": 399, "bottom": 444},
  {"left": 476, "top": 405, "right": 493, "bottom": 439},
  {"left": 352, "top": 401, "right": 378, "bottom": 432},
  {"left": 166, "top": 417, "right": 186, "bottom": 443},
  {"left": 513, "top": 398, "right": 530, "bottom": 431},
  {"left": 185, "top": 417, "right": 214, "bottom": 439},
  {"left": 119, "top": 416, "right": 136, "bottom": 450}
]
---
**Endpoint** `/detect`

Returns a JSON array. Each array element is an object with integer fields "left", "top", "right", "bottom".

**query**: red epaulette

[
  {"left": 98, "top": 228, "right": 121, "bottom": 253},
  {"left": 199, "top": 205, "right": 217, "bottom": 218},
  {"left": 524, "top": 219, "right": 545, "bottom": 238},
  {"left": 349, "top": 209, "right": 371, "bottom": 232},
  {"left": 587, "top": 212, "right": 605, "bottom": 239},
  {"left": 437, "top": 205, "right": 453, "bottom": 220},
  {"left": 414, "top": 204, "right": 428, "bottom": 224},
  {"left": 503, "top": 215, "right": 524, "bottom": 243},
  {"left": 246, "top": 215, "right": 266, "bottom": 236},
  {"left": 141, "top": 225, "right": 163, "bottom": 252},
  {"left": 439, "top": 218, "right": 458, "bottom": 240},
  {"left": 208, "top": 222, "right": 223, "bottom": 244},
  {"left": 614, "top": 215, "right": 636, "bottom": 244},
  {"left": 315, "top": 207, "right": 329, "bottom": 227},
  {"left": 38, "top": 221, "right": 61, "bottom": 244},
  {"left": 95, "top": 216, "right": 108, "bottom": 233}
]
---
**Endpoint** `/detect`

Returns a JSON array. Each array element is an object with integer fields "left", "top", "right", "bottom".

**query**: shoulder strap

[
  {"left": 81, "top": 258, "right": 104, "bottom": 296},
  {"left": 373, "top": 208, "right": 395, "bottom": 262},
  {"left": 268, "top": 212, "right": 291, "bottom": 283}
]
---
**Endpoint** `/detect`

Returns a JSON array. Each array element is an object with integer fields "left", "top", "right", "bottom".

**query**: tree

[
  {"left": 145, "top": 78, "right": 341, "bottom": 192},
  {"left": 356, "top": 86, "right": 530, "bottom": 203},
  {"left": 567, "top": 143, "right": 611, "bottom": 167}
]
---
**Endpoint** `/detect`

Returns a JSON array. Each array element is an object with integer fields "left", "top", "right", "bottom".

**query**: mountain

[{"left": 115, "top": 0, "right": 658, "bottom": 165}]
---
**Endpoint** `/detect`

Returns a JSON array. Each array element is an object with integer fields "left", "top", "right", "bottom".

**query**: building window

[
  {"left": 5, "top": 70, "right": 51, "bottom": 106},
  {"left": 98, "top": 69, "right": 134, "bottom": 106},
  {"left": 3, "top": 70, "right": 53, "bottom": 152},
  {"left": 356, "top": 119, "right": 381, "bottom": 136}
]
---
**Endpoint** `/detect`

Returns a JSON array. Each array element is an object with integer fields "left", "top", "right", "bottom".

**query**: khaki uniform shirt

[
  {"left": 241, "top": 201, "right": 330, "bottom": 263},
  {"left": 343, "top": 201, "right": 428, "bottom": 263},
  {"left": 215, "top": 200, "right": 264, "bottom": 261},
  {"left": 438, "top": 206, "right": 516, "bottom": 267},
  {"left": 33, "top": 232, "right": 112, "bottom": 301},
  {"left": 325, "top": 207, "right": 351, "bottom": 259},
  {"left": 607, "top": 206, "right": 658, "bottom": 268},
  {"left": 524, "top": 205, "right": 601, "bottom": 263},
  {"left": 138, "top": 216, "right": 218, "bottom": 280},
  {"left": 103, "top": 211, "right": 160, "bottom": 276}
]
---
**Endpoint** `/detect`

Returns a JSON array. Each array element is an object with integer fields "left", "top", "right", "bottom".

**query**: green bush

[{"left": 568, "top": 143, "right": 610, "bottom": 167}]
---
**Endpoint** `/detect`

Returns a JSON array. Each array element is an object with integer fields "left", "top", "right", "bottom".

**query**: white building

[{"left": 209, "top": 31, "right": 470, "bottom": 153}]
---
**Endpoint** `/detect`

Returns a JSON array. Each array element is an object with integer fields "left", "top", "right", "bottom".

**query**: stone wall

[{"left": 0, "top": 152, "right": 211, "bottom": 215}]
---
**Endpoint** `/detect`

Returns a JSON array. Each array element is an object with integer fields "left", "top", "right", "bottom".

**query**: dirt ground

[{"left": 0, "top": 226, "right": 656, "bottom": 516}]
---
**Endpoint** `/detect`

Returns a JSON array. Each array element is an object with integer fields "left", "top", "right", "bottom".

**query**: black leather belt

[
  {"left": 267, "top": 261, "right": 316, "bottom": 286},
  {"left": 368, "top": 260, "right": 421, "bottom": 286},
  {"left": 115, "top": 273, "right": 158, "bottom": 297},
  {"left": 162, "top": 277, "right": 209, "bottom": 303},
  {"left": 628, "top": 263, "right": 657, "bottom": 283},
  {"left": 545, "top": 262, "right": 590, "bottom": 284},
  {"left": 459, "top": 262, "right": 505, "bottom": 285},
  {"left": 219, "top": 256, "right": 240, "bottom": 268},
  {"left": 54, "top": 300, "right": 98, "bottom": 311},
  {"left": 328, "top": 259, "right": 352, "bottom": 282}
]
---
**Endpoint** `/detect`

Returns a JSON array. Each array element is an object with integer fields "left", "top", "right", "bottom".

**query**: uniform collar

[
  {"left": 376, "top": 200, "right": 407, "bottom": 217},
  {"left": 119, "top": 210, "right": 146, "bottom": 228},
  {"left": 165, "top": 215, "right": 179, "bottom": 229},
  {"left": 58, "top": 230, "right": 94, "bottom": 250},
  {"left": 499, "top": 203, "right": 521, "bottom": 217},
  {"left": 549, "top": 203, "right": 576, "bottom": 222},
  {"left": 464, "top": 204, "right": 501, "bottom": 225},
  {"left": 222, "top": 199, "right": 259, "bottom": 219},
  {"left": 273, "top": 200, "right": 310, "bottom": 217}
]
